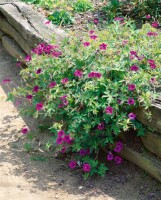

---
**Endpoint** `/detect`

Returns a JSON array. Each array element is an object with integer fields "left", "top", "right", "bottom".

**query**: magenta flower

[
  {"left": 83, "top": 163, "right": 91, "bottom": 172},
  {"left": 21, "top": 127, "right": 29, "bottom": 134},
  {"left": 114, "top": 17, "right": 124, "bottom": 21},
  {"left": 105, "top": 106, "right": 114, "bottom": 115},
  {"left": 36, "top": 102, "right": 43, "bottom": 111},
  {"left": 16, "top": 61, "right": 22, "bottom": 67},
  {"left": 107, "top": 152, "right": 114, "bottom": 161},
  {"left": 44, "top": 20, "right": 51, "bottom": 25},
  {"left": 151, "top": 21, "right": 159, "bottom": 28},
  {"left": 33, "top": 86, "right": 39, "bottom": 93},
  {"left": 148, "top": 59, "right": 156, "bottom": 69},
  {"left": 79, "top": 149, "right": 86, "bottom": 156},
  {"left": 49, "top": 81, "right": 57, "bottom": 88},
  {"left": 83, "top": 42, "right": 90, "bottom": 47},
  {"left": 26, "top": 94, "right": 33, "bottom": 100},
  {"left": 128, "top": 113, "right": 136, "bottom": 120},
  {"left": 85, "top": 148, "right": 90, "bottom": 155},
  {"left": 61, "top": 146, "right": 66, "bottom": 153},
  {"left": 99, "top": 43, "right": 108, "bottom": 50},
  {"left": 117, "top": 99, "right": 122, "bottom": 104},
  {"left": 94, "top": 18, "right": 99, "bottom": 25},
  {"left": 62, "top": 99, "right": 68, "bottom": 106},
  {"left": 128, "top": 84, "right": 136, "bottom": 91},
  {"left": 130, "top": 65, "right": 139, "bottom": 71},
  {"left": 122, "top": 40, "right": 128, "bottom": 46},
  {"left": 52, "top": 51, "right": 62, "bottom": 58},
  {"left": 116, "top": 141, "right": 123, "bottom": 148},
  {"left": 88, "top": 71, "right": 101, "bottom": 78},
  {"left": 114, "top": 145, "right": 122, "bottom": 153},
  {"left": 90, "top": 35, "right": 98, "bottom": 40},
  {"left": 25, "top": 55, "right": 32, "bottom": 62},
  {"left": 147, "top": 32, "right": 158, "bottom": 37},
  {"left": 56, "top": 137, "right": 63, "bottom": 145},
  {"left": 127, "top": 98, "right": 135, "bottom": 105},
  {"left": 89, "top": 30, "right": 95, "bottom": 35},
  {"left": 114, "top": 156, "right": 122, "bottom": 164},
  {"left": 74, "top": 70, "right": 83, "bottom": 78},
  {"left": 146, "top": 14, "right": 151, "bottom": 19},
  {"left": 63, "top": 135, "right": 71, "bottom": 144},
  {"left": 58, "top": 130, "right": 65, "bottom": 137},
  {"left": 69, "top": 161, "right": 77, "bottom": 169},
  {"left": 36, "top": 68, "right": 42, "bottom": 74},
  {"left": 2, "top": 79, "right": 11, "bottom": 84},
  {"left": 60, "top": 95, "right": 67, "bottom": 100},
  {"left": 130, "top": 51, "right": 137, "bottom": 56},
  {"left": 97, "top": 122, "right": 105, "bottom": 130},
  {"left": 61, "top": 78, "right": 68, "bottom": 84},
  {"left": 58, "top": 103, "right": 64, "bottom": 108}
]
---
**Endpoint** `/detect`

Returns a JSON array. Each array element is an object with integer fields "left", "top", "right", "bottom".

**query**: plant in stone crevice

[{"left": 5, "top": 19, "right": 161, "bottom": 178}]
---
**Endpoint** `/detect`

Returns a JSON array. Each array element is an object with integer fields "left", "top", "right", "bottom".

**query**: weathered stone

[
  {"left": 119, "top": 145, "right": 161, "bottom": 183},
  {"left": 135, "top": 104, "right": 161, "bottom": 133},
  {"left": 2, "top": 36, "right": 25, "bottom": 60},
  {"left": 141, "top": 131, "right": 161, "bottom": 157},
  {"left": 0, "top": 16, "right": 31, "bottom": 54},
  {"left": 0, "top": 30, "right": 4, "bottom": 39}
]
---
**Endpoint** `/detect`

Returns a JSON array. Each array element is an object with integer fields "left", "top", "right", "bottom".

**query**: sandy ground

[{"left": 1, "top": 42, "right": 161, "bottom": 200}]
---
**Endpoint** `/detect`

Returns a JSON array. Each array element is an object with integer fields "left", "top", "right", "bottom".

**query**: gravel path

[{"left": 0, "top": 42, "right": 161, "bottom": 200}]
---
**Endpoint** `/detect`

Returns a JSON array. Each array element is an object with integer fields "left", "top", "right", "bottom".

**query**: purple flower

[
  {"left": 107, "top": 152, "right": 114, "bottom": 161},
  {"left": 83, "top": 163, "right": 91, "bottom": 172},
  {"left": 26, "top": 94, "right": 33, "bottom": 100},
  {"left": 130, "top": 51, "right": 137, "bottom": 56},
  {"left": 99, "top": 43, "right": 108, "bottom": 50},
  {"left": 127, "top": 98, "right": 135, "bottom": 105},
  {"left": 128, "top": 84, "right": 136, "bottom": 91},
  {"left": 83, "top": 42, "right": 90, "bottom": 47},
  {"left": 25, "top": 55, "right": 32, "bottom": 62},
  {"left": 90, "top": 35, "right": 98, "bottom": 40},
  {"left": 52, "top": 51, "right": 62, "bottom": 58},
  {"left": 69, "top": 161, "right": 77, "bottom": 169},
  {"left": 88, "top": 71, "right": 101, "bottom": 78},
  {"left": 58, "top": 103, "right": 64, "bottom": 108},
  {"left": 36, "top": 102, "right": 43, "bottom": 111},
  {"left": 151, "top": 21, "right": 159, "bottom": 28},
  {"left": 21, "top": 127, "right": 29, "bottom": 134},
  {"left": 61, "top": 78, "right": 68, "bottom": 84},
  {"left": 74, "top": 70, "right": 83, "bottom": 78},
  {"left": 114, "top": 156, "right": 122, "bottom": 164},
  {"left": 49, "top": 81, "right": 57, "bottom": 88},
  {"left": 16, "top": 61, "right": 22, "bottom": 67},
  {"left": 89, "top": 30, "right": 94, "bottom": 35},
  {"left": 33, "top": 86, "right": 39, "bottom": 93},
  {"left": 58, "top": 130, "right": 65, "bottom": 137},
  {"left": 114, "top": 17, "right": 124, "bottom": 21},
  {"left": 60, "top": 95, "right": 67, "bottom": 100},
  {"left": 146, "top": 14, "right": 151, "bottom": 19},
  {"left": 114, "top": 145, "right": 122, "bottom": 153},
  {"left": 61, "top": 146, "right": 66, "bottom": 153},
  {"left": 62, "top": 99, "right": 68, "bottom": 106},
  {"left": 85, "top": 148, "right": 90, "bottom": 155},
  {"left": 1, "top": 79, "right": 11, "bottom": 84},
  {"left": 97, "top": 122, "right": 105, "bottom": 130},
  {"left": 79, "top": 149, "right": 86, "bottom": 156},
  {"left": 94, "top": 18, "right": 99, "bottom": 25},
  {"left": 147, "top": 32, "right": 158, "bottom": 37},
  {"left": 36, "top": 68, "right": 42, "bottom": 74},
  {"left": 105, "top": 106, "right": 114, "bottom": 115},
  {"left": 148, "top": 59, "right": 157, "bottom": 69},
  {"left": 130, "top": 65, "right": 139, "bottom": 71},
  {"left": 128, "top": 113, "right": 136, "bottom": 120},
  {"left": 63, "top": 135, "right": 71, "bottom": 144},
  {"left": 116, "top": 141, "right": 123, "bottom": 148},
  {"left": 117, "top": 99, "right": 122, "bottom": 104},
  {"left": 56, "top": 137, "right": 63, "bottom": 145}
]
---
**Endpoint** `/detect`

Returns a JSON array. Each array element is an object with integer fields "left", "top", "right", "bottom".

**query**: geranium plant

[{"left": 7, "top": 20, "right": 161, "bottom": 179}]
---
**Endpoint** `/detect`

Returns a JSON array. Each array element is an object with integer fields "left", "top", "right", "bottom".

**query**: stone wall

[{"left": 0, "top": 1, "right": 67, "bottom": 60}]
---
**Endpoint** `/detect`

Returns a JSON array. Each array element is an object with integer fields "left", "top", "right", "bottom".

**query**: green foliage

[
  {"left": 73, "top": 0, "right": 93, "bottom": 12},
  {"left": 48, "top": 10, "right": 74, "bottom": 25},
  {"left": 10, "top": 20, "right": 161, "bottom": 177}
]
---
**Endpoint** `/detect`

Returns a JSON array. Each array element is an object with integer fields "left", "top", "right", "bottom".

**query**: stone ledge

[{"left": 0, "top": 2, "right": 67, "bottom": 59}]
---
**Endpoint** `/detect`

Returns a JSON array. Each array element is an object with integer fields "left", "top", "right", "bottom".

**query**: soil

[{"left": 1, "top": 42, "right": 161, "bottom": 200}]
